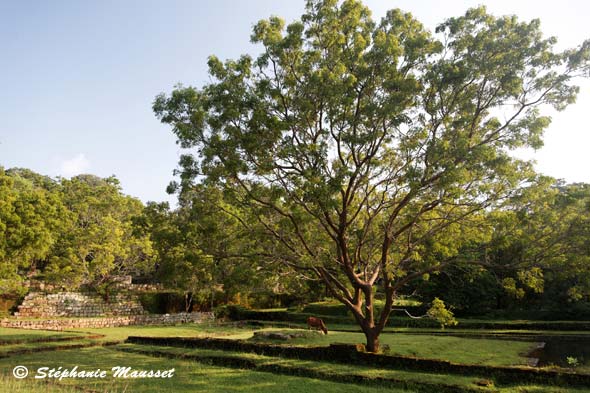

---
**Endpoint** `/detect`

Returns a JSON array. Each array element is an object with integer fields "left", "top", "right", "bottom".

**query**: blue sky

[{"left": 1, "top": 1, "right": 589, "bottom": 205}]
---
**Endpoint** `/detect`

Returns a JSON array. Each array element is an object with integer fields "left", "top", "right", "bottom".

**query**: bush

[
  {"left": 300, "top": 301, "right": 350, "bottom": 317},
  {"left": 213, "top": 304, "right": 248, "bottom": 320},
  {"left": 0, "top": 295, "right": 20, "bottom": 317},
  {"left": 426, "top": 298, "right": 458, "bottom": 329}
]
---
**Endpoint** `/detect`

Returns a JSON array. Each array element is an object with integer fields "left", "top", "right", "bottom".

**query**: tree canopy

[
  {"left": 0, "top": 169, "right": 154, "bottom": 300},
  {"left": 154, "top": 0, "right": 590, "bottom": 351}
]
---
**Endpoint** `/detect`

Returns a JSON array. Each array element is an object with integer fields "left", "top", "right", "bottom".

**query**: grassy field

[
  {"left": 0, "top": 374, "right": 83, "bottom": 393},
  {"left": 63, "top": 324, "right": 537, "bottom": 366},
  {"left": 114, "top": 343, "right": 486, "bottom": 387},
  {"left": 0, "top": 323, "right": 589, "bottom": 392},
  {"left": 0, "top": 328, "right": 84, "bottom": 343},
  {"left": 81, "top": 323, "right": 253, "bottom": 342},
  {"left": 247, "top": 328, "right": 536, "bottom": 366},
  {"left": 0, "top": 347, "right": 411, "bottom": 393},
  {"left": 1, "top": 343, "right": 588, "bottom": 393}
]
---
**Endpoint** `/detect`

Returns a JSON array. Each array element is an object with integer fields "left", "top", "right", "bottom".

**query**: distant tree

[
  {"left": 427, "top": 297, "right": 458, "bottom": 329},
  {"left": 145, "top": 184, "right": 303, "bottom": 309},
  {"left": 154, "top": 0, "right": 589, "bottom": 351},
  {"left": 6, "top": 167, "right": 61, "bottom": 191},
  {"left": 490, "top": 180, "right": 590, "bottom": 304},
  {"left": 0, "top": 168, "right": 69, "bottom": 296},
  {"left": 45, "top": 175, "right": 153, "bottom": 299},
  {"left": 142, "top": 201, "right": 214, "bottom": 310},
  {"left": 415, "top": 179, "right": 590, "bottom": 317}
]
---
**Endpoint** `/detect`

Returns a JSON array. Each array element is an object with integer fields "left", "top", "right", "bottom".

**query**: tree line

[
  {"left": 0, "top": 167, "right": 305, "bottom": 306},
  {"left": 1, "top": 166, "right": 589, "bottom": 315}
]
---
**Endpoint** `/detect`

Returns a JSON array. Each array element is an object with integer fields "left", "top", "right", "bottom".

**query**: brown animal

[{"left": 307, "top": 316, "right": 328, "bottom": 334}]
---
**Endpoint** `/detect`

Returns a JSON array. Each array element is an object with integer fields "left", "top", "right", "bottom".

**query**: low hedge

[{"left": 125, "top": 336, "right": 590, "bottom": 387}]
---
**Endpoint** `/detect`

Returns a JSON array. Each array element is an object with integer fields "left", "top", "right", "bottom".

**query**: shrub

[
  {"left": 138, "top": 291, "right": 186, "bottom": 313},
  {"left": 426, "top": 298, "right": 458, "bottom": 329}
]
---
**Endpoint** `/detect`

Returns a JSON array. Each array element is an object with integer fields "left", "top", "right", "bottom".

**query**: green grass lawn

[
  {"left": 0, "top": 325, "right": 589, "bottom": 392},
  {"left": 115, "top": 343, "right": 590, "bottom": 393},
  {"left": 0, "top": 347, "right": 412, "bottom": 393},
  {"left": 115, "top": 342, "right": 487, "bottom": 389},
  {"left": 77, "top": 323, "right": 253, "bottom": 342},
  {"left": 246, "top": 328, "right": 536, "bottom": 367},
  {"left": 0, "top": 328, "right": 84, "bottom": 343},
  {"left": 1, "top": 345, "right": 586, "bottom": 393},
  {"left": 58, "top": 323, "right": 536, "bottom": 367},
  {"left": 0, "top": 338, "right": 102, "bottom": 356},
  {"left": 34, "top": 322, "right": 535, "bottom": 366},
  {"left": 0, "top": 374, "right": 83, "bottom": 393}
]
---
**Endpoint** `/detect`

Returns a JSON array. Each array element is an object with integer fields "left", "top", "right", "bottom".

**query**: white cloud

[{"left": 60, "top": 153, "right": 90, "bottom": 177}]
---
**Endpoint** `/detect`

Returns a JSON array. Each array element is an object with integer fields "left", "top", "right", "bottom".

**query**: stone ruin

[
  {"left": 2, "top": 276, "right": 215, "bottom": 329},
  {"left": 14, "top": 275, "right": 164, "bottom": 318},
  {"left": 14, "top": 291, "right": 146, "bottom": 318}
]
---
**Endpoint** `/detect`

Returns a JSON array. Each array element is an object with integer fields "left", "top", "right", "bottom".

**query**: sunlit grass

[
  {"left": 76, "top": 322, "right": 254, "bottom": 342},
  {"left": 53, "top": 323, "right": 538, "bottom": 367},
  {"left": 0, "top": 373, "right": 97, "bottom": 393},
  {"left": 114, "top": 343, "right": 487, "bottom": 389},
  {"left": 0, "top": 347, "right": 411, "bottom": 393},
  {"left": 0, "top": 328, "right": 83, "bottom": 344},
  {"left": 243, "top": 328, "right": 535, "bottom": 367},
  {"left": 0, "top": 324, "right": 588, "bottom": 393},
  {"left": 0, "top": 338, "right": 101, "bottom": 356},
  {"left": 115, "top": 343, "right": 590, "bottom": 393}
]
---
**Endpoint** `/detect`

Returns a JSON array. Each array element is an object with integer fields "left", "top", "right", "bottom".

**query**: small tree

[
  {"left": 155, "top": 0, "right": 589, "bottom": 351},
  {"left": 427, "top": 297, "right": 458, "bottom": 329}
]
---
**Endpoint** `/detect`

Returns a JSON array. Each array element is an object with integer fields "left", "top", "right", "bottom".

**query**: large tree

[
  {"left": 154, "top": 0, "right": 589, "bottom": 351},
  {"left": 0, "top": 168, "right": 69, "bottom": 296},
  {"left": 45, "top": 175, "right": 154, "bottom": 298}
]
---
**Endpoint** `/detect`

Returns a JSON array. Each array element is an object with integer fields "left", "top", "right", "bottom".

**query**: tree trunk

[
  {"left": 185, "top": 292, "right": 193, "bottom": 312},
  {"left": 343, "top": 289, "right": 385, "bottom": 353},
  {"left": 364, "top": 328, "right": 380, "bottom": 353}
]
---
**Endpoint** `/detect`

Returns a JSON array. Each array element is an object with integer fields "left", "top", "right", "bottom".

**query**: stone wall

[
  {"left": 14, "top": 291, "right": 146, "bottom": 318},
  {"left": 25, "top": 276, "right": 163, "bottom": 293},
  {"left": 0, "top": 312, "right": 214, "bottom": 330}
]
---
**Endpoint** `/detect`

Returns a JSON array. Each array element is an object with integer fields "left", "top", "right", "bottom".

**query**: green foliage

[
  {"left": 427, "top": 298, "right": 458, "bottom": 329},
  {"left": 502, "top": 277, "right": 525, "bottom": 300},
  {"left": 567, "top": 356, "right": 580, "bottom": 368},
  {"left": 0, "top": 168, "right": 71, "bottom": 295},
  {"left": 44, "top": 175, "right": 154, "bottom": 293},
  {"left": 415, "top": 264, "right": 501, "bottom": 316},
  {"left": 142, "top": 201, "right": 214, "bottom": 310},
  {"left": 0, "top": 168, "right": 155, "bottom": 297},
  {"left": 488, "top": 180, "right": 590, "bottom": 309},
  {"left": 411, "top": 178, "right": 590, "bottom": 318},
  {"left": 143, "top": 183, "right": 317, "bottom": 310}
]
